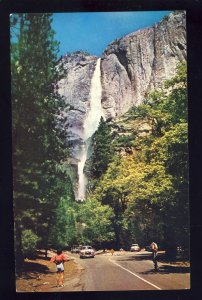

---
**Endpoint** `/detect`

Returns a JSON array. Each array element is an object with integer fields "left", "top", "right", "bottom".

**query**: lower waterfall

[{"left": 77, "top": 58, "right": 104, "bottom": 200}]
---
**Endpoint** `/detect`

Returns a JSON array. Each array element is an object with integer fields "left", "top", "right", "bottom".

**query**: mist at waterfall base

[{"left": 77, "top": 58, "right": 104, "bottom": 201}]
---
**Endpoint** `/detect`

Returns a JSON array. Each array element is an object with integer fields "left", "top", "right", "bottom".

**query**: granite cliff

[
  {"left": 57, "top": 51, "right": 97, "bottom": 158},
  {"left": 101, "top": 11, "right": 186, "bottom": 118}
]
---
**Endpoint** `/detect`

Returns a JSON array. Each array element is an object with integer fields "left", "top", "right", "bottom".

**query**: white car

[
  {"left": 130, "top": 244, "right": 141, "bottom": 252},
  {"left": 79, "top": 246, "right": 95, "bottom": 258}
]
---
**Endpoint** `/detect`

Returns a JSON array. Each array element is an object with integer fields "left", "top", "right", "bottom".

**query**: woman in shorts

[{"left": 50, "top": 249, "right": 69, "bottom": 287}]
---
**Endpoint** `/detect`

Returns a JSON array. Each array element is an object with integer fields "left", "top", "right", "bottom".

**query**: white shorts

[{"left": 56, "top": 262, "right": 64, "bottom": 272}]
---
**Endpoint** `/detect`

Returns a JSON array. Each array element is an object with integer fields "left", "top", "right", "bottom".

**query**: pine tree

[
  {"left": 88, "top": 117, "right": 114, "bottom": 179},
  {"left": 11, "top": 13, "right": 69, "bottom": 262}
]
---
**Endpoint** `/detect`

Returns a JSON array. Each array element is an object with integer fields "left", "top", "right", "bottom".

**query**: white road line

[{"left": 109, "top": 259, "right": 162, "bottom": 290}]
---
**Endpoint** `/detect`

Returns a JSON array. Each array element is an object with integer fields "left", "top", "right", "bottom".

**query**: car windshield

[{"left": 82, "top": 246, "right": 92, "bottom": 249}]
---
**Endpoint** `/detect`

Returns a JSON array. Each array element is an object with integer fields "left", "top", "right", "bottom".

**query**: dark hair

[{"left": 57, "top": 249, "right": 62, "bottom": 255}]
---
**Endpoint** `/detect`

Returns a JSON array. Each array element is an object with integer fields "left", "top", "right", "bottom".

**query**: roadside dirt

[{"left": 16, "top": 250, "right": 80, "bottom": 292}]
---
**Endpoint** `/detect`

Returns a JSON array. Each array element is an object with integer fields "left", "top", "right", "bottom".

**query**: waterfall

[
  {"left": 83, "top": 58, "right": 104, "bottom": 141},
  {"left": 77, "top": 144, "right": 88, "bottom": 200},
  {"left": 77, "top": 58, "right": 104, "bottom": 200}
]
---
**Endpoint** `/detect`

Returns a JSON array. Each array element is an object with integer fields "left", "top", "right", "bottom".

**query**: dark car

[{"left": 145, "top": 245, "right": 152, "bottom": 252}]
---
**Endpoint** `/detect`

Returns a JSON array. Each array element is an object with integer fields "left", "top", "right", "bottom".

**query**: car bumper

[{"left": 80, "top": 253, "right": 95, "bottom": 258}]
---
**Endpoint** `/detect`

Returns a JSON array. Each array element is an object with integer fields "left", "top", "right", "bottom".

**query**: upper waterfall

[
  {"left": 84, "top": 58, "right": 104, "bottom": 140},
  {"left": 77, "top": 58, "right": 104, "bottom": 200}
]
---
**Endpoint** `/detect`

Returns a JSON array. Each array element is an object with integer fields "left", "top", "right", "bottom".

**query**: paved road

[{"left": 61, "top": 251, "right": 190, "bottom": 292}]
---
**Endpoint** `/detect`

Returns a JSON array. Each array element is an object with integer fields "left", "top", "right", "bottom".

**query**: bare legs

[
  {"left": 60, "top": 272, "right": 64, "bottom": 286},
  {"left": 56, "top": 271, "right": 64, "bottom": 287}
]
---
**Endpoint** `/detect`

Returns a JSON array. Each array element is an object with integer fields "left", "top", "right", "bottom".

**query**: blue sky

[{"left": 52, "top": 11, "right": 172, "bottom": 58}]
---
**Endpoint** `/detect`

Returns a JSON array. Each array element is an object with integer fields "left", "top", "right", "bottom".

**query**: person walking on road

[
  {"left": 110, "top": 249, "right": 115, "bottom": 255},
  {"left": 150, "top": 242, "right": 158, "bottom": 270},
  {"left": 50, "top": 249, "right": 69, "bottom": 287}
]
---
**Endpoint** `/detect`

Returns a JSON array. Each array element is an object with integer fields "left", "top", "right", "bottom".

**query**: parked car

[
  {"left": 80, "top": 246, "right": 95, "bottom": 258},
  {"left": 145, "top": 245, "right": 152, "bottom": 252},
  {"left": 130, "top": 244, "right": 141, "bottom": 252}
]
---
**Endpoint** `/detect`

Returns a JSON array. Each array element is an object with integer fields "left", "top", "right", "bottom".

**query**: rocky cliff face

[
  {"left": 57, "top": 51, "right": 97, "bottom": 158},
  {"left": 101, "top": 11, "right": 186, "bottom": 118}
]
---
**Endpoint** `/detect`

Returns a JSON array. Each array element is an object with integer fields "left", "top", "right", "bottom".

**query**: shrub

[{"left": 21, "top": 229, "right": 39, "bottom": 258}]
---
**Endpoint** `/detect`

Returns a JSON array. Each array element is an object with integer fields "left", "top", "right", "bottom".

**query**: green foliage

[
  {"left": 92, "top": 155, "right": 173, "bottom": 247},
  {"left": 48, "top": 197, "right": 73, "bottom": 249},
  {"left": 89, "top": 62, "right": 188, "bottom": 253},
  {"left": 77, "top": 198, "right": 115, "bottom": 247},
  {"left": 115, "top": 132, "right": 137, "bottom": 147},
  {"left": 21, "top": 229, "right": 39, "bottom": 258}
]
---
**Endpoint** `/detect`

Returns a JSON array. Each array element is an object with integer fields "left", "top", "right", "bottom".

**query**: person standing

[
  {"left": 50, "top": 249, "right": 69, "bottom": 287},
  {"left": 150, "top": 242, "right": 158, "bottom": 270},
  {"left": 110, "top": 248, "right": 115, "bottom": 255}
]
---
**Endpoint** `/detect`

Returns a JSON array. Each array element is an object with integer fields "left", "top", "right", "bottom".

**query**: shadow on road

[
  {"left": 116, "top": 253, "right": 190, "bottom": 274},
  {"left": 140, "top": 264, "right": 190, "bottom": 275},
  {"left": 116, "top": 253, "right": 154, "bottom": 262},
  {"left": 159, "top": 264, "right": 190, "bottom": 274}
]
